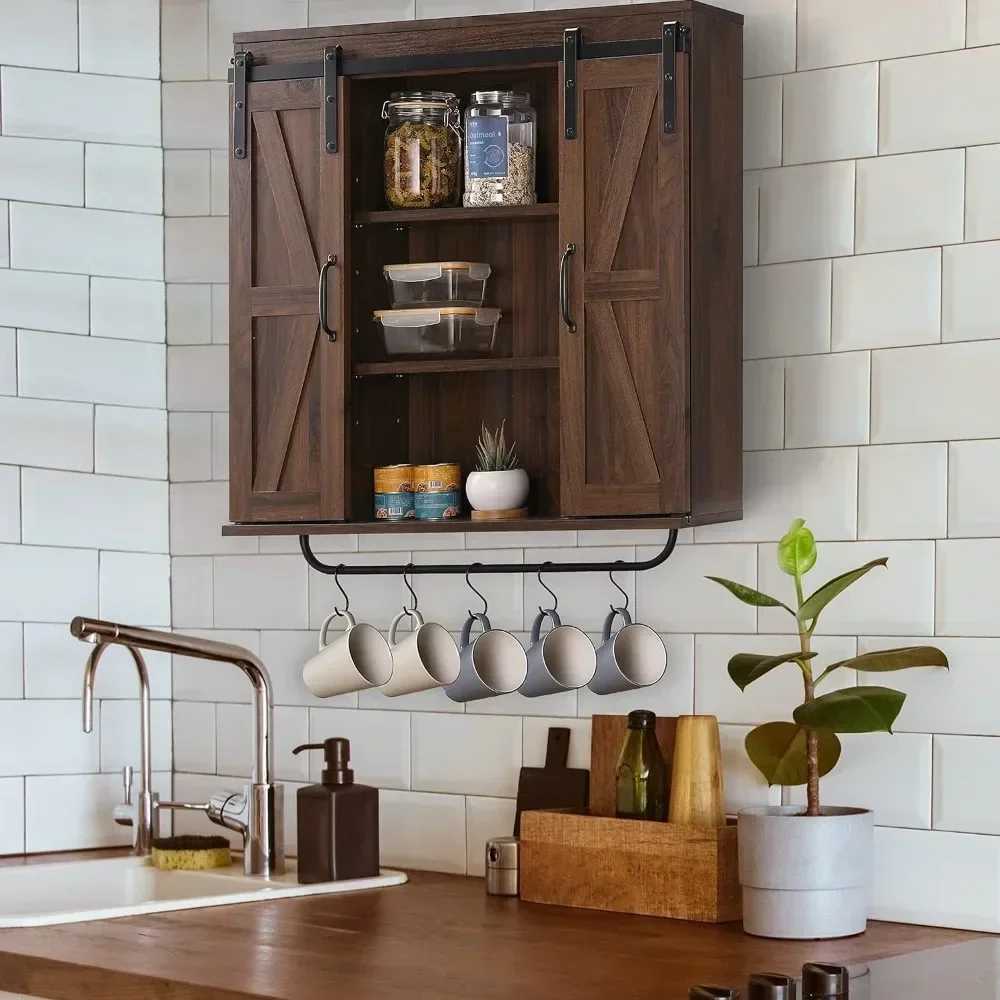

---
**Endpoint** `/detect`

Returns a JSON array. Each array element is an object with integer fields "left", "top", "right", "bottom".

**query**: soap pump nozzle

[{"left": 292, "top": 737, "right": 354, "bottom": 785}]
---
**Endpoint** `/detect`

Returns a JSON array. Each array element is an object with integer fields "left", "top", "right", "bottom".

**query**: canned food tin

[
  {"left": 374, "top": 464, "right": 415, "bottom": 494},
  {"left": 414, "top": 463, "right": 461, "bottom": 493},
  {"left": 374, "top": 492, "right": 416, "bottom": 520},
  {"left": 414, "top": 489, "right": 462, "bottom": 520}
]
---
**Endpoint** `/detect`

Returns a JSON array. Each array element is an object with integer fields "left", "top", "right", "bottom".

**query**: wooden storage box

[{"left": 519, "top": 715, "right": 741, "bottom": 923}]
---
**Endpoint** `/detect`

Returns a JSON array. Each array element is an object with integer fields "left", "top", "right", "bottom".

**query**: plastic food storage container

[
  {"left": 373, "top": 307, "right": 501, "bottom": 358},
  {"left": 383, "top": 262, "right": 491, "bottom": 308}
]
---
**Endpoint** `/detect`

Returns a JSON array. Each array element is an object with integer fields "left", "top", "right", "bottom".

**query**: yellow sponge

[{"left": 150, "top": 835, "right": 232, "bottom": 871}]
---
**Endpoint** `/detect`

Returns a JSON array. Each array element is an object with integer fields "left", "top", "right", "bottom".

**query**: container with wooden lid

[
  {"left": 383, "top": 262, "right": 491, "bottom": 308},
  {"left": 373, "top": 306, "right": 500, "bottom": 358}
]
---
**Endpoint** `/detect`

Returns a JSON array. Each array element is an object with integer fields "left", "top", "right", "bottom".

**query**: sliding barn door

[
  {"left": 559, "top": 54, "right": 689, "bottom": 517},
  {"left": 229, "top": 73, "right": 347, "bottom": 523}
]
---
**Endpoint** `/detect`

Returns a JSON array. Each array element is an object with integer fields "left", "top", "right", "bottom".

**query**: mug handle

[
  {"left": 460, "top": 612, "right": 492, "bottom": 650},
  {"left": 319, "top": 609, "right": 356, "bottom": 651},
  {"left": 530, "top": 608, "right": 562, "bottom": 644},
  {"left": 601, "top": 606, "right": 633, "bottom": 643},
  {"left": 389, "top": 607, "right": 424, "bottom": 645}
]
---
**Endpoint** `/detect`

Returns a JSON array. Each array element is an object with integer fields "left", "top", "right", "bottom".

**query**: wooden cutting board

[{"left": 513, "top": 727, "right": 589, "bottom": 836}]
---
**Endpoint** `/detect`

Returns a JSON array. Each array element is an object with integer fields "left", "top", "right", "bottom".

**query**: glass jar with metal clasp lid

[
  {"left": 463, "top": 90, "right": 537, "bottom": 207},
  {"left": 382, "top": 91, "right": 462, "bottom": 210}
]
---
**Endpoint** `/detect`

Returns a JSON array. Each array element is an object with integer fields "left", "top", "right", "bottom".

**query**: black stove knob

[
  {"left": 689, "top": 989, "right": 740, "bottom": 999},
  {"left": 747, "top": 973, "right": 797, "bottom": 999},
  {"left": 802, "top": 963, "right": 849, "bottom": 997}
]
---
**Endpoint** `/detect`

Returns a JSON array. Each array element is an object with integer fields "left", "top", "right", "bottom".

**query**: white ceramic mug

[
  {"left": 588, "top": 607, "right": 667, "bottom": 695},
  {"left": 445, "top": 612, "right": 528, "bottom": 703},
  {"left": 302, "top": 610, "right": 393, "bottom": 698},
  {"left": 382, "top": 607, "right": 461, "bottom": 697},
  {"left": 520, "top": 608, "right": 597, "bottom": 698}
]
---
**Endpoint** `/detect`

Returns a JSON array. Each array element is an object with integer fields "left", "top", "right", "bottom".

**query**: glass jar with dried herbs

[{"left": 383, "top": 91, "right": 462, "bottom": 211}]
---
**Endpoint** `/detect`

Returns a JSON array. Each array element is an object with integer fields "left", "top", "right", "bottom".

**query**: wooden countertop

[{"left": 0, "top": 857, "right": 981, "bottom": 1000}]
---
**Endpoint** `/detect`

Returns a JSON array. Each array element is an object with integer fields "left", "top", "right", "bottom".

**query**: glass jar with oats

[
  {"left": 463, "top": 91, "right": 536, "bottom": 207},
  {"left": 383, "top": 91, "right": 462, "bottom": 210}
]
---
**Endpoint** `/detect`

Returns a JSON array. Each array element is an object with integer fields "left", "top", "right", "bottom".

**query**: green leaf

[
  {"left": 778, "top": 518, "right": 817, "bottom": 578},
  {"left": 798, "top": 558, "right": 888, "bottom": 624},
  {"left": 728, "top": 651, "right": 818, "bottom": 691},
  {"left": 793, "top": 685, "right": 906, "bottom": 733},
  {"left": 745, "top": 722, "right": 842, "bottom": 787},
  {"left": 705, "top": 576, "right": 794, "bottom": 614},
  {"left": 822, "top": 645, "right": 949, "bottom": 679}
]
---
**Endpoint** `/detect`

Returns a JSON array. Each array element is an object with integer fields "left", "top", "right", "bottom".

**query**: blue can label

[
  {"left": 413, "top": 490, "right": 462, "bottom": 520},
  {"left": 467, "top": 115, "right": 508, "bottom": 180},
  {"left": 374, "top": 492, "right": 415, "bottom": 520}
]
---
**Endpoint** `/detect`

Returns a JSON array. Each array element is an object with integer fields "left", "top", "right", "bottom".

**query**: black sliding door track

[{"left": 228, "top": 34, "right": 681, "bottom": 83}]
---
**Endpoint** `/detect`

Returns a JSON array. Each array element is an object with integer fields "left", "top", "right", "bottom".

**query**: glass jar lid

[
  {"left": 469, "top": 90, "right": 531, "bottom": 108},
  {"left": 386, "top": 90, "right": 458, "bottom": 110}
]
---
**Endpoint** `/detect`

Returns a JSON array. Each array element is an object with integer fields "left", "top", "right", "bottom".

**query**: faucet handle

[{"left": 121, "top": 765, "right": 133, "bottom": 805}]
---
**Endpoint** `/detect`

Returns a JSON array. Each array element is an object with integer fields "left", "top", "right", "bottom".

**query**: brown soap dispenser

[{"left": 291, "top": 738, "right": 380, "bottom": 884}]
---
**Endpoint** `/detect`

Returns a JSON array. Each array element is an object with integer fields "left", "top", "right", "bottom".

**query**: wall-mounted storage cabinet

[{"left": 224, "top": 1, "right": 743, "bottom": 537}]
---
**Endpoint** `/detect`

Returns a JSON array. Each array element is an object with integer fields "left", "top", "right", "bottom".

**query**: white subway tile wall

[
  {"left": 0, "top": 12, "right": 169, "bottom": 856},
  {"left": 0, "top": 0, "right": 996, "bottom": 932}
]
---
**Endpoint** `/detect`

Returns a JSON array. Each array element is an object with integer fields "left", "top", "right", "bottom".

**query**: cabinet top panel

[{"left": 234, "top": 1, "right": 742, "bottom": 47}]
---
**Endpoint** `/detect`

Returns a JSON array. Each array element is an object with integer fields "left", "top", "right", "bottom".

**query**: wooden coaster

[{"left": 470, "top": 507, "right": 527, "bottom": 521}]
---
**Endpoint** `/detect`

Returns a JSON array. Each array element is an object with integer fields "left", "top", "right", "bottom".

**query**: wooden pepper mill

[{"left": 668, "top": 715, "right": 726, "bottom": 827}]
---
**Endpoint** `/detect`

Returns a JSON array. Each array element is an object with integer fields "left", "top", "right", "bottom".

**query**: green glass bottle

[{"left": 615, "top": 710, "right": 667, "bottom": 821}]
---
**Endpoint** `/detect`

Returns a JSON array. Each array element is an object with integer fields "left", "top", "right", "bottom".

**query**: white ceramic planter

[
  {"left": 465, "top": 469, "right": 529, "bottom": 512},
  {"left": 738, "top": 806, "right": 874, "bottom": 940}
]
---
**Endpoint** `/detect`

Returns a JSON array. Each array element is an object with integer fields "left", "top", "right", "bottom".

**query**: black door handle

[
  {"left": 559, "top": 243, "right": 576, "bottom": 333},
  {"left": 318, "top": 254, "right": 338, "bottom": 342}
]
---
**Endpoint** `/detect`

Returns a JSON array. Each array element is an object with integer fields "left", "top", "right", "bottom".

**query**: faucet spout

[
  {"left": 82, "top": 640, "right": 152, "bottom": 797},
  {"left": 72, "top": 616, "right": 273, "bottom": 785}
]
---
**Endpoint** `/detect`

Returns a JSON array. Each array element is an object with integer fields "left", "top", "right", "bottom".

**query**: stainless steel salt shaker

[
  {"left": 748, "top": 973, "right": 797, "bottom": 999},
  {"left": 802, "top": 964, "right": 849, "bottom": 998},
  {"left": 485, "top": 836, "right": 519, "bottom": 896},
  {"left": 689, "top": 989, "right": 740, "bottom": 999}
]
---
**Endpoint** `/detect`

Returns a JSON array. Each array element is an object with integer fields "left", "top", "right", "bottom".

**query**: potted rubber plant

[
  {"left": 465, "top": 421, "right": 529, "bottom": 515},
  {"left": 707, "top": 518, "right": 948, "bottom": 940}
]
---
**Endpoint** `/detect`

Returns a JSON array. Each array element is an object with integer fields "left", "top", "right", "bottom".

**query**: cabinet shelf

[
  {"left": 221, "top": 514, "right": 719, "bottom": 537},
  {"left": 352, "top": 356, "right": 559, "bottom": 376},
  {"left": 354, "top": 203, "right": 559, "bottom": 225}
]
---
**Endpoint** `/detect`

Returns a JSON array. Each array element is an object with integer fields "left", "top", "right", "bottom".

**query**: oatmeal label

[{"left": 466, "top": 115, "right": 509, "bottom": 179}]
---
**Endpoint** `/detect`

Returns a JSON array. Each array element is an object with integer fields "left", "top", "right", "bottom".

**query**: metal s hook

[
  {"left": 609, "top": 560, "right": 629, "bottom": 614},
  {"left": 465, "top": 563, "right": 488, "bottom": 617},
  {"left": 333, "top": 564, "right": 350, "bottom": 615},
  {"left": 537, "top": 560, "right": 558, "bottom": 615},
  {"left": 403, "top": 563, "right": 418, "bottom": 613}
]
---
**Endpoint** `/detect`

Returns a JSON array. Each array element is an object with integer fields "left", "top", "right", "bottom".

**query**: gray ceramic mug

[
  {"left": 520, "top": 609, "right": 597, "bottom": 698},
  {"left": 588, "top": 607, "right": 667, "bottom": 695},
  {"left": 444, "top": 612, "right": 527, "bottom": 703}
]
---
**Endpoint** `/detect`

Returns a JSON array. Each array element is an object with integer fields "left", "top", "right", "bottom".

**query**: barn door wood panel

[
  {"left": 559, "top": 54, "right": 689, "bottom": 518},
  {"left": 230, "top": 76, "right": 347, "bottom": 523}
]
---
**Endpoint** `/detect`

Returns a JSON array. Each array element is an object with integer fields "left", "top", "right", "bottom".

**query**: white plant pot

[
  {"left": 465, "top": 469, "right": 529, "bottom": 512},
  {"left": 738, "top": 806, "right": 874, "bottom": 940}
]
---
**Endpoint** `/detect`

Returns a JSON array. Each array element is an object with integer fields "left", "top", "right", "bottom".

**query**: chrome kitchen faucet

[{"left": 75, "top": 617, "right": 285, "bottom": 878}]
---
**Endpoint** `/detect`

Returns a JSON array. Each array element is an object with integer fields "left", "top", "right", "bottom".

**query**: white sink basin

[{"left": 0, "top": 855, "right": 407, "bottom": 927}]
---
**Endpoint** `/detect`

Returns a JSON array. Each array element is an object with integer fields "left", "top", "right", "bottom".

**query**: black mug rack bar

[{"left": 299, "top": 529, "right": 678, "bottom": 576}]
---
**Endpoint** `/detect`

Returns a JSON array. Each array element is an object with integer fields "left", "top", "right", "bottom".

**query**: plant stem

[{"left": 800, "top": 625, "right": 819, "bottom": 816}]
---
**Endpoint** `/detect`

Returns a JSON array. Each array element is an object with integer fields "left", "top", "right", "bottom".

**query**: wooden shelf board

[
  {"left": 354, "top": 203, "right": 559, "bottom": 225},
  {"left": 221, "top": 511, "right": 743, "bottom": 537},
  {"left": 353, "top": 356, "right": 559, "bottom": 376}
]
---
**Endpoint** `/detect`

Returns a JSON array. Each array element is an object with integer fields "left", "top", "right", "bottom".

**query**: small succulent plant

[{"left": 474, "top": 421, "right": 519, "bottom": 472}]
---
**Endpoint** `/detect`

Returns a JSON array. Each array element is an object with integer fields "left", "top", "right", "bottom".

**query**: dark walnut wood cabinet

[{"left": 225, "top": 1, "right": 743, "bottom": 536}]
